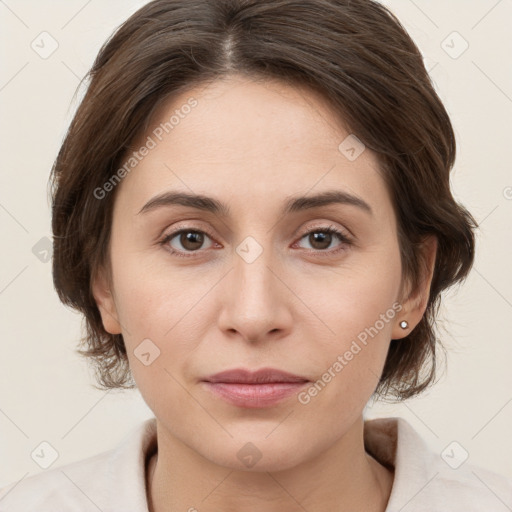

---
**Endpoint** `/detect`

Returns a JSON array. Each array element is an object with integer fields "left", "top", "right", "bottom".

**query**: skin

[{"left": 93, "top": 74, "right": 437, "bottom": 512}]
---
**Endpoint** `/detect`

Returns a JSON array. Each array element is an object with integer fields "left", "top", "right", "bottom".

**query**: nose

[{"left": 217, "top": 243, "right": 293, "bottom": 344}]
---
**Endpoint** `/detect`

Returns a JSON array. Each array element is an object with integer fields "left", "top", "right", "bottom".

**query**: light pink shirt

[{"left": 1, "top": 416, "right": 511, "bottom": 511}]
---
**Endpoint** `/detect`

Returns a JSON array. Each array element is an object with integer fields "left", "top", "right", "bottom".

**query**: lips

[
  {"left": 201, "top": 368, "right": 310, "bottom": 408},
  {"left": 203, "top": 367, "right": 309, "bottom": 384}
]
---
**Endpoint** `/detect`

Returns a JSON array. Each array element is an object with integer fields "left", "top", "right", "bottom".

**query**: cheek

[
  {"left": 303, "top": 250, "right": 402, "bottom": 399},
  {"left": 109, "top": 239, "right": 184, "bottom": 334},
  {"left": 109, "top": 250, "right": 215, "bottom": 390},
  {"left": 115, "top": 271, "right": 199, "bottom": 415},
  {"left": 308, "top": 243, "right": 401, "bottom": 339}
]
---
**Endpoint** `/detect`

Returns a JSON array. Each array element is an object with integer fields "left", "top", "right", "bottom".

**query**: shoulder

[
  {"left": 0, "top": 417, "right": 157, "bottom": 512},
  {"left": 364, "top": 416, "right": 512, "bottom": 512},
  {"left": 427, "top": 463, "right": 512, "bottom": 511},
  {"left": 0, "top": 448, "right": 115, "bottom": 511}
]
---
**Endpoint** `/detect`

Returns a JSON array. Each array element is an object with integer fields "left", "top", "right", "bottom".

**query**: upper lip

[{"left": 203, "top": 368, "right": 309, "bottom": 384}]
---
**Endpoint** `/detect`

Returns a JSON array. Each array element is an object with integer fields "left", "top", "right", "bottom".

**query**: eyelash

[{"left": 159, "top": 225, "right": 352, "bottom": 259}]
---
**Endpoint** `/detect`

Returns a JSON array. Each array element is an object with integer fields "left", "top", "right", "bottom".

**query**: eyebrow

[{"left": 137, "top": 190, "right": 372, "bottom": 217}]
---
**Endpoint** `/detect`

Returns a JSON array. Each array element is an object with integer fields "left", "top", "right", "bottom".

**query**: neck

[{"left": 146, "top": 414, "right": 393, "bottom": 512}]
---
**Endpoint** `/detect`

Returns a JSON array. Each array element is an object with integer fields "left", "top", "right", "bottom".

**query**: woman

[{"left": 1, "top": 0, "right": 511, "bottom": 510}]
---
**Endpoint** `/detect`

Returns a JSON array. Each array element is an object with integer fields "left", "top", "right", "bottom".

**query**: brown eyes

[{"left": 159, "top": 225, "right": 352, "bottom": 259}]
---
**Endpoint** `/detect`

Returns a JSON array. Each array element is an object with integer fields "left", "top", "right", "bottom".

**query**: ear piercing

[{"left": 399, "top": 320, "right": 409, "bottom": 329}]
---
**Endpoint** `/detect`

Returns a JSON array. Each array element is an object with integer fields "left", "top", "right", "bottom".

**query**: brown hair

[{"left": 50, "top": 0, "right": 477, "bottom": 399}]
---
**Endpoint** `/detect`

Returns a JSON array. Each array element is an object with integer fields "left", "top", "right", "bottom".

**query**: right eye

[{"left": 159, "top": 228, "right": 217, "bottom": 258}]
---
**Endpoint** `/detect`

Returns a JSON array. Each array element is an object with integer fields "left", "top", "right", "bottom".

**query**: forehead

[{"left": 114, "top": 75, "right": 390, "bottom": 219}]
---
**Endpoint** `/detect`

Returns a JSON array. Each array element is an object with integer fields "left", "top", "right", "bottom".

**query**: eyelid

[{"left": 159, "top": 219, "right": 217, "bottom": 240}]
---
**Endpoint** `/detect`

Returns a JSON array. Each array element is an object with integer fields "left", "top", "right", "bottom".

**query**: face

[{"left": 94, "top": 74, "right": 419, "bottom": 471}]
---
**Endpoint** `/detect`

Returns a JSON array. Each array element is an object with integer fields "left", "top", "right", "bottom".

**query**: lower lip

[{"left": 202, "top": 381, "right": 309, "bottom": 408}]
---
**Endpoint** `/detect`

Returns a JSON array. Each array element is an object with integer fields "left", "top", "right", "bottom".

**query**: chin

[{"left": 199, "top": 436, "right": 310, "bottom": 473}]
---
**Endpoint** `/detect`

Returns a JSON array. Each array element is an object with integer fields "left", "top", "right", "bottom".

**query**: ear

[
  {"left": 91, "top": 265, "right": 122, "bottom": 335},
  {"left": 392, "top": 235, "right": 437, "bottom": 339}
]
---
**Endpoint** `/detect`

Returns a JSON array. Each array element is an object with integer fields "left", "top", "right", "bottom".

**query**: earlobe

[
  {"left": 91, "top": 266, "right": 122, "bottom": 335},
  {"left": 392, "top": 236, "right": 438, "bottom": 340}
]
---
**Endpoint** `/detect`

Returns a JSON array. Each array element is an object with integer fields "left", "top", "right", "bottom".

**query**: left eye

[{"left": 295, "top": 226, "right": 350, "bottom": 252}]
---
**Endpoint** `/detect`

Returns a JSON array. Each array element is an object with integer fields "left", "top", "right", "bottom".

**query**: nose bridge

[
  {"left": 218, "top": 231, "right": 291, "bottom": 340},
  {"left": 232, "top": 234, "right": 280, "bottom": 308}
]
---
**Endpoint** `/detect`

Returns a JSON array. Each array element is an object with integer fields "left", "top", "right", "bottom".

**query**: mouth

[{"left": 201, "top": 367, "right": 310, "bottom": 408}]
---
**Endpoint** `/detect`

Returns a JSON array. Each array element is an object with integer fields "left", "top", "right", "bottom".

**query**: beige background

[{"left": 1, "top": 0, "right": 511, "bottom": 489}]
